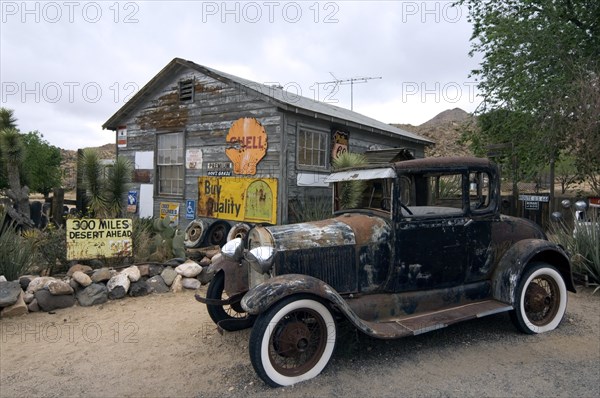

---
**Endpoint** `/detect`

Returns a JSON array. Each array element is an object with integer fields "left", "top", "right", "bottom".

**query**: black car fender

[
  {"left": 208, "top": 255, "right": 249, "bottom": 294},
  {"left": 491, "top": 238, "right": 575, "bottom": 305},
  {"left": 241, "top": 274, "right": 389, "bottom": 337}
]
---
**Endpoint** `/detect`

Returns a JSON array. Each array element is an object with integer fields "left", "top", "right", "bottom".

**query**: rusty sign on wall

[
  {"left": 331, "top": 129, "right": 349, "bottom": 161},
  {"left": 225, "top": 117, "right": 268, "bottom": 175},
  {"left": 197, "top": 177, "right": 278, "bottom": 224},
  {"left": 159, "top": 202, "right": 180, "bottom": 226},
  {"left": 66, "top": 219, "right": 133, "bottom": 260}
]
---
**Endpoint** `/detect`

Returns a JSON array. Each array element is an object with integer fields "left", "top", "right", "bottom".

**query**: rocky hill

[
  {"left": 61, "top": 143, "right": 116, "bottom": 190},
  {"left": 393, "top": 108, "right": 475, "bottom": 158}
]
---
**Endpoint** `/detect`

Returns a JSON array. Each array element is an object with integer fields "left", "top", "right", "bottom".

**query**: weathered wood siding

[
  {"left": 280, "top": 113, "right": 425, "bottom": 223},
  {"left": 116, "top": 68, "right": 282, "bottom": 228}
]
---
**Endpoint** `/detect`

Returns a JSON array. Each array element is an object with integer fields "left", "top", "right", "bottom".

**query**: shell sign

[{"left": 225, "top": 117, "right": 267, "bottom": 175}]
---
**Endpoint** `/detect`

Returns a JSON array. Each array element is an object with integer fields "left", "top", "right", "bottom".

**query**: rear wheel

[
  {"left": 510, "top": 262, "right": 567, "bottom": 334},
  {"left": 249, "top": 296, "right": 336, "bottom": 387}
]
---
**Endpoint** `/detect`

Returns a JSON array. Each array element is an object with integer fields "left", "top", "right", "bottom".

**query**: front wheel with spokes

[
  {"left": 206, "top": 271, "right": 248, "bottom": 331},
  {"left": 249, "top": 296, "right": 337, "bottom": 387}
]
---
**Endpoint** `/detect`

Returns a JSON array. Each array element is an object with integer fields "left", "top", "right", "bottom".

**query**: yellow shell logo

[{"left": 225, "top": 118, "right": 268, "bottom": 175}]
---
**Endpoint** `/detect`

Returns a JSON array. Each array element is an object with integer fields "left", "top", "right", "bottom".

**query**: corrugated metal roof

[{"left": 103, "top": 58, "right": 435, "bottom": 146}]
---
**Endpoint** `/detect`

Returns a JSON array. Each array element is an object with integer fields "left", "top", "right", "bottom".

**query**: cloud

[{"left": 1, "top": 0, "right": 481, "bottom": 149}]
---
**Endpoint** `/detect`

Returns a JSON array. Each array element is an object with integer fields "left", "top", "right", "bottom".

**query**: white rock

[
  {"left": 182, "top": 277, "right": 201, "bottom": 290},
  {"left": 46, "top": 280, "right": 74, "bottom": 295},
  {"left": 23, "top": 291, "right": 35, "bottom": 304},
  {"left": 175, "top": 260, "right": 203, "bottom": 278},
  {"left": 26, "top": 277, "right": 55, "bottom": 293},
  {"left": 170, "top": 275, "right": 183, "bottom": 293},
  {"left": 107, "top": 273, "right": 131, "bottom": 293},
  {"left": 120, "top": 266, "right": 141, "bottom": 282},
  {"left": 72, "top": 271, "right": 92, "bottom": 287},
  {"left": 0, "top": 275, "right": 7, "bottom": 282}
]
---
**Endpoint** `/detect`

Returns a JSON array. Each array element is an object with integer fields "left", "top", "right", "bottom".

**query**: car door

[{"left": 391, "top": 171, "right": 471, "bottom": 291}]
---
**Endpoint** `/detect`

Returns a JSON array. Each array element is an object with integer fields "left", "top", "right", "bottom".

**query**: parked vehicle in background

[{"left": 196, "top": 157, "right": 576, "bottom": 387}]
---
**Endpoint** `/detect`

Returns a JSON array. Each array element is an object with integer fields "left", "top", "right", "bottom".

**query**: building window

[
  {"left": 179, "top": 79, "right": 194, "bottom": 102},
  {"left": 157, "top": 132, "right": 184, "bottom": 196},
  {"left": 297, "top": 128, "right": 328, "bottom": 169}
]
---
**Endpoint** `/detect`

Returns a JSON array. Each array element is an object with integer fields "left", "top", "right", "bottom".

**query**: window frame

[
  {"left": 296, "top": 125, "right": 330, "bottom": 172},
  {"left": 156, "top": 132, "right": 185, "bottom": 197}
]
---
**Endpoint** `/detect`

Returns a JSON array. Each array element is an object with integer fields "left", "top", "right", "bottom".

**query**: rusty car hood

[{"left": 262, "top": 213, "right": 391, "bottom": 251}]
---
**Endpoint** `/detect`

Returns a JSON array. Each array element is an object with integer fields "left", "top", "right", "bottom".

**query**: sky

[{"left": 1, "top": 0, "right": 483, "bottom": 150}]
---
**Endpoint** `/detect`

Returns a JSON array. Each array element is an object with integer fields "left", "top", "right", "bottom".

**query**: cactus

[
  {"left": 150, "top": 218, "right": 187, "bottom": 261},
  {"left": 172, "top": 230, "right": 186, "bottom": 259}
]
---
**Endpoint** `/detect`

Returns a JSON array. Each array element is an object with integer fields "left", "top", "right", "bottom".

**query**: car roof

[{"left": 393, "top": 157, "right": 495, "bottom": 172}]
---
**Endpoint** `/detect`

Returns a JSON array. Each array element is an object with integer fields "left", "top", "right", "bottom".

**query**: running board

[{"left": 360, "top": 300, "right": 513, "bottom": 339}]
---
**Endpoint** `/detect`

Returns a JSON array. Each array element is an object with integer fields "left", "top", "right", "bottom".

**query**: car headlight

[
  {"left": 247, "top": 246, "right": 275, "bottom": 274},
  {"left": 221, "top": 238, "right": 243, "bottom": 261}
]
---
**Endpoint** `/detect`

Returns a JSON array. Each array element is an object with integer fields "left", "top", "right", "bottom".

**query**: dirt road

[{"left": 1, "top": 287, "right": 598, "bottom": 397}]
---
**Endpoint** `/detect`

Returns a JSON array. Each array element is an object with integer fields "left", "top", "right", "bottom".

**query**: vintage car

[{"left": 195, "top": 157, "right": 575, "bottom": 387}]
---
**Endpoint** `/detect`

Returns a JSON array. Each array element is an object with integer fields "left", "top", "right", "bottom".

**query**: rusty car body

[{"left": 196, "top": 156, "right": 575, "bottom": 387}]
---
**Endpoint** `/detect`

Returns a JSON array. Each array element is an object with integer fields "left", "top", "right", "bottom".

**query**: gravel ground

[{"left": 1, "top": 287, "right": 598, "bottom": 397}]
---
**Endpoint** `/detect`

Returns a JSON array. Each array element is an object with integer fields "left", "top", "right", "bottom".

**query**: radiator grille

[{"left": 276, "top": 246, "right": 357, "bottom": 293}]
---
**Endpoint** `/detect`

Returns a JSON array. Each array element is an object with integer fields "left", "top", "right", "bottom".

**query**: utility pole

[{"left": 316, "top": 73, "right": 382, "bottom": 111}]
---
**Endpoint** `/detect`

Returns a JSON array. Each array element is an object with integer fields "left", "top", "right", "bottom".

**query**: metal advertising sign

[
  {"left": 117, "top": 126, "right": 127, "bottom": 148},
  {"left": 225, "top": 117, "right": 268, "bottom": 175},
  {"left": 186, "top": 148, "right": 203, "bottom": 170},
  {"left": 205, "top": 161, "right": 233, "bottom": 177},
  {"left": 331, "top": 129, "right": 349, "bottom": 161},
  {"left": 197, "top": 177, "right": 278, "bottom": 224},
  {"left": 66, "top": 219, "right": 133, "bottom": 260},
  {"left": 159, "top": 202, "right": 180, "bottom": 226},
  {"left": 518, "top": 194, "right": 549, "bottom": 202},
  {"left": 525, "top": 201, "right": 540, "bottom": 210},
  {"left": 127, "top": 190, "right": 138, "bottom": 213}
]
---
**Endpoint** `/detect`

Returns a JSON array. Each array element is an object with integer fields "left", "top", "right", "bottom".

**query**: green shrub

[
  {"left": 549, "top": 212, "right": 600, "bottom": 288},
  {"left": 288, "top": 196, "right": 332, "bottom": 223},
  {"left": 0, "top": 209, "right": 36, "bottom": 280},
  {"left": 131, "top": 216, "right": 155, "bottom": 262},
  {"left": 23, "top": 223, "right": 68, "bottom": 276}
]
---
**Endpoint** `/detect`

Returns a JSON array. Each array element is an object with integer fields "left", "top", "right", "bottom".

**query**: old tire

[
  {"left": 249, "top": 296, "right": 336, "bottom": 387},
  {"left": 226, "top": 223, "right": 251, "bottom": 242},
  {"left": 206, "top": 272, "right": 248, "bottom": 330},
  {"left": 205, "top": 221, "right": 231, "bottom": 247},
  {"left": 184, "top": 220, "right": 206, "bottom": 248},
  {"left": 510, "top": 262, "right": 567, "bottom": 334}
]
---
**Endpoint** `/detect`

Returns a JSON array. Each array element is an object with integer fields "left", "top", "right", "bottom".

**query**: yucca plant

[
  {"left": 332, "top": 152, "right": 367, "bottom": 209},
  {"left": 80, "top": 149, "right": 131, "bottom": 218},
  {"left": 289, "top": 196, "right": 332, "bottom": 223},
  {"left": 105, "top": 156, "right": 133, "bottom": 217},
  {"left": 0, "top": 208, "right": 36, "bottom": 280},
  {"left": 549, "top": 212, "right": 600, "bottom": 291}
]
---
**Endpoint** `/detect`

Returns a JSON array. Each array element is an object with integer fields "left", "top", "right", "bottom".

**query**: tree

[
  {"left": 21, "top": 131, "right": 62, "bottom": 198},
  {"left": 460, "top": 0, "right": 600, "bottom": 192},
  {"left": 0, "top": 127, "right": 33, "bottom": 229},
  {"left": 553, "top": 154, "right": 581, "bottom": 194},
  {"left": 0, "top": 108, "right": 18, "bottom": 190},
  {"left": 80, "top": 148, "right": 132, "bottom": 218}
]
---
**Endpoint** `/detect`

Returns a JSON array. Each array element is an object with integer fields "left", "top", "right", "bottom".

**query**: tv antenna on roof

[{"left": 316, "top": 72, "right": 382, "bottom": 111}]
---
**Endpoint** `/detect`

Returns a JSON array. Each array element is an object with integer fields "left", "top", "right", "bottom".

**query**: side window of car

[
  {"left": 469, "top": 171, "right": 493, "bottom": 213},
  {"left": 402, "top": 172, "right": 466, "bottom": 218}
]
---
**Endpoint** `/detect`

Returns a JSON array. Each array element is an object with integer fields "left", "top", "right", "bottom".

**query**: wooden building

[{"left": 103, "top": 58, "right": 434, "bottom": 245}]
